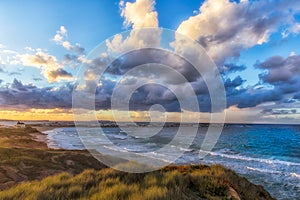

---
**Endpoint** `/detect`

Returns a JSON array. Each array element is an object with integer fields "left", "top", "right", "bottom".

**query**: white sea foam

[
  {"left": 245, "top": 166, "right": 281, "bottom": 174},
  {"left": 204, "top": 150, "right": 300, "bottom": 166},
  {"left": 112, "top": 134, "right": 128, "bottom": 140},
  {"left": 40, "top": 126, "right": 300, "bottom": 199},
  {"left": 102, "top": 145, "right": 172, "bottom": 163},
  {"left": 290, "top": 173, "right": 300, "bottom": 179}
]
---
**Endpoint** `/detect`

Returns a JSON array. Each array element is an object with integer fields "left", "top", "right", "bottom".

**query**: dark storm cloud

[
  {"left": 129, "top": 84, "right": 180, "bottom": 112},
  {"left": 255, "top": 56, "right": 285, "bottom": 69},
  {"left": 207, "top": 53, "right": 300, "bottom": 110},
  {"left": 293, "top": 93, "right": 300, "bottom": 100},
  {"left": 11, "top": 79, "right": 36, "bottom": 91},
  {"left": 48, "top": 68, "right": 73, "bottom": 81},
  {"left": 106, "top": 48, "right": 201, "bottom": 84},
  {"left": 257, "top": 54, "right": 300, "bottom": 84},
  {"left": 0, "top": 77, "right": 289, "bottom": 113},
  {"left": 224, "top": 76, "right": 244, "bottom": 88},
  {"left": 226, "top": 88, "right": 283, "bottom": 109},
  {"left": 3, "top": 50, "right": 300, "bottom": 113},
  {"left": 256, "top": 54, "right": 300, "bottom": 101},
  {"left": 0, "top": 79, "right": 73, "bottom": 109}
]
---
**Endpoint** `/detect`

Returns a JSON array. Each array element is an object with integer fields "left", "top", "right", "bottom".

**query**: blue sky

[
  {"left": 0, "top": 0, "right": 300, "bottom": 123},
  {"left": 0, "top": 0, "right": 202, "bottom": 50}
]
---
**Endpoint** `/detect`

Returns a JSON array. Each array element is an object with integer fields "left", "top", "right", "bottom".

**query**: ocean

[{"left": 43, "top": 124, "right": 300, "bottom": 200}]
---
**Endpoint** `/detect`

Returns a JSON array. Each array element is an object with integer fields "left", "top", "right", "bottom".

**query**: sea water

[{"left": 43, "top": 124, "right": 300, "bottom": 200}]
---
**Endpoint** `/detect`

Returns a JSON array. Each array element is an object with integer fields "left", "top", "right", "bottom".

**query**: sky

[{"left": 0, "top": 0, "right": 300, "bottom": 124}]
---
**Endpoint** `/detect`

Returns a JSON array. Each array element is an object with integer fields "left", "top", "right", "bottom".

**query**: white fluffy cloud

[
  {"left": 106, "top": 0, "right": 160, "bottom": 54},
  {"left": 176, "top": 0, "right": 300, "bottom": 65},
  {"left": 52, "top": 26, "right": 85, "bottom": 54},
  {"left": 120, "top": 0, "right": 158, "bottom": 28},
  {"left": 53, "top": 26, "right": 68, "bottom": 43}
]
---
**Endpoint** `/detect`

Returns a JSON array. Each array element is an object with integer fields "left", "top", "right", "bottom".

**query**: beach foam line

[
  {"left": 102, "top": 145, "right": 176, "bottom": 163},
  {"left": 290, "top": 173, "right": 300, "bottom": 179},
  {"left": 245, "top": 166, "right": 281, "bottom": 174},
  {"left": 246, "top": 167, "right": 300, "bottom": 180},
  {"left": 202, "top": 150, "right": 300, "bottom": 166}
]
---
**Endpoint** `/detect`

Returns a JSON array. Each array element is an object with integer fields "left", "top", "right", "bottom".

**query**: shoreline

[
  {"left": 33, "top": 126, "right": 57, "bottom": 133},
  {"left": 28, "top": 125, "right": 300, "bottom": 199},
  {"left": 0, "top": 126, "right": 276, "bottom": 199}
]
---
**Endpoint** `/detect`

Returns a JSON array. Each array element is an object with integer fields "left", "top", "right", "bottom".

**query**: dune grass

[
  {"left": 0, "top": 126, "right": 274, "bottom": 199},
  {"left": 0, "top": 164, "right": 275, "bottom": 200},
  {"left": 0, "top": 126, "right": 106, "bottom": 190},
  {"left": 0, "top": 126, "right": 47, "bottom": 148},
  {"left": 0, "top": 147, "right": 106, "bottom": 190}
]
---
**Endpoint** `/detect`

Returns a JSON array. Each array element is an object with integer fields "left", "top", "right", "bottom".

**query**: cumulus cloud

[
  {"left": 176, "top": 0, "right": 300, "bottom": 65},
  {"left": 106, "top": 0, "right": 160, "bottom": 53},
  {"left": 256, "top": 54, "right": 300, "bottom": 97},
  {"left": 0, "top": 78, "right": 115, "bottom": 111},
  {"left": 48, "top": 68, "right": 72, "bottom": 81},
  {"left": 0, "top": 66, "right": 292, "bottom": 115},
  {"left": 224, "top": 76, "right": 244, "bottom": 88},
  {"left": 53, "top": 26, "right": 68, "bottom": 43},
  {"left": 0, "top": 48, "right": 21, "bottom": 66},
  {"left": 237, "top": 53, "right": 300, "bottom": 115},
  {"left": 53, "top": 26, "right": 85, "bottom": 54},
  {"left": 257, "top": 54, "right": 300, "bottom": 84},
  {"left": 120, "top": 0, "right": 158, "bottom": 28},
  {"left": 86, "top": 0, "right": 285, "bottom": 113},
  {"left": 2, "top": 0, "right": 300, "bottom": 122},
  {"left": 105, "top": 48, "right": 200, "bottom": 83},
  {"left": 0, "top": 79, "right": 73, "bottom": 109},
  {"left": 20, "top": 51, "right": 72, "bottom": 82},
  {"left": 42, "top": 1, "right": 300, "bottom": 116},
  {"left": 227, "top": 88, "right": 283, "bottom": 109}
]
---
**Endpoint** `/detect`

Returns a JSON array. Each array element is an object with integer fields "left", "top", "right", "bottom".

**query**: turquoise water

[{"left": 44, "top": 124, "right": 300, "bottom": 199}]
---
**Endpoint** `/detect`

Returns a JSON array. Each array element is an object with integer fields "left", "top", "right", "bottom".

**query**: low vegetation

[
  {"left": 0, "top": 164, "right": 274, "bottom": 200},
  {"left": 0, "top": 126, "right": 46, "bottom": 148},
  {"left": 0, "top": 127, "right": 105, "bottom": 190},
  {"left": 0, "top": 148, "right": 105, "bottom": 190},
  {"left": 0, "top": 127, "right": 275, "bottom": 199}
]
